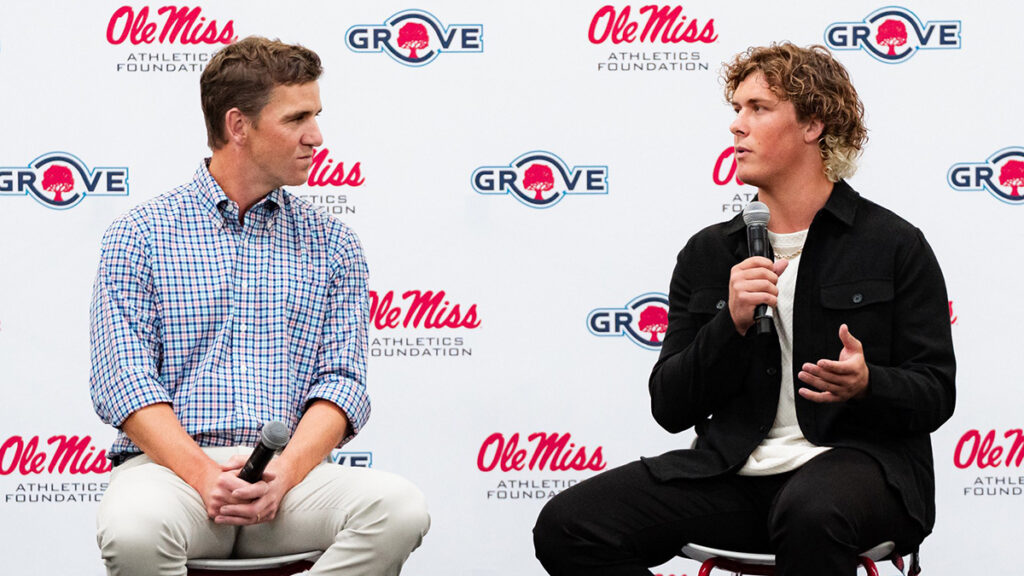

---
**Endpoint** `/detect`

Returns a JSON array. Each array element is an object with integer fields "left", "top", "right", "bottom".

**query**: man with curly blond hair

[{"left": 534, "top": 43, "right": 954, "bottom": 576}]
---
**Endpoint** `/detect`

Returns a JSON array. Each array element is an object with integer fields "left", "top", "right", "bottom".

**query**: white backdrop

[{"left": 1, "top": 1, "right": 1021, "bottom": 574}]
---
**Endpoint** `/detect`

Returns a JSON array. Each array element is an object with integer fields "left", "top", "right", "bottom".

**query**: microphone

[
  {"left": 238, "top": 421, "right": 290, "bottom": 483},
  {"left": 743, "top": 201, "right": 773, "bottom": 336}
]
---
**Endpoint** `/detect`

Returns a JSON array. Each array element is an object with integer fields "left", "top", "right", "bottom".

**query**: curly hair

[
  {"left": 201, "top": 36, "right": 323, "bottom": 150},
  {"left": 722, "top": 43, "right": 867, "bottom": 182}
]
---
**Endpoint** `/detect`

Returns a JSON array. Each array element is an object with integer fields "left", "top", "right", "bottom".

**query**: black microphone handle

[
  {"left": 746, "top": 223, "right": 773, "bottom": 335},
  {"left": 238, "top": 442, "right": 277, "bottom": 483}
]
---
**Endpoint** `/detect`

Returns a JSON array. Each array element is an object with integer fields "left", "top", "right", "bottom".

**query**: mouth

[{"left": 734, "top": 146, "right": 751, "bottom": 158}]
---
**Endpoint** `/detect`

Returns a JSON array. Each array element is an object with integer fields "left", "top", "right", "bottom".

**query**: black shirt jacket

[{"left": 644, "top": 180, "right": 956, "bottom": 533}]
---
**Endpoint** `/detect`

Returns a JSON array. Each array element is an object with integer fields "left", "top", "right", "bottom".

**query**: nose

[
  {"left": 303, "top": 119, "right": 324, "bottom": 148},
  {"left": 730, "top": 110, "right": 747, "bottom": 137}
]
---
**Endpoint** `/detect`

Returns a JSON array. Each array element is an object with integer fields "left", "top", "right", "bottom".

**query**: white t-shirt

[{"left": 738, "top": 229, "right": 830, "bottom": 476}]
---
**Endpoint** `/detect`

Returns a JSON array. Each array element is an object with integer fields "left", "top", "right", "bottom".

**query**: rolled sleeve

[
  {"left": 89, "top": 218, "right": 169, "bottom": 427},
  {"left": 308, "top": 228, "right": 371, "bottom": 443}
]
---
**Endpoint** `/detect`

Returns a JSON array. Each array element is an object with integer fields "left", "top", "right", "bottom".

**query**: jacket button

[
  {"left": 716, "top": 299, "right": 726, "bottom": 310},
  {"left": 852, "top": 293, "right": 864, "bottom": 304},
  {"left": 766, "top": 367, "right": 778, "bottom": 376},
  {"left": 759, "top": 425, "right": 769, "bottom": 433}
]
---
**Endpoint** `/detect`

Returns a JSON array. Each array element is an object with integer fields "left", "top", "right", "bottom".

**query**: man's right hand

[
  {"left": 728, "top": 256, "right": 788, "bottom": 335},
  {"left": 196, "top": 455, "right": 254, "bottom": 521}
]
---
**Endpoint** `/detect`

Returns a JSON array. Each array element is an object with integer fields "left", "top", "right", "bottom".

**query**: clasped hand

[{"left": 200, "top": 454, "right": 289, "bottom": 525}]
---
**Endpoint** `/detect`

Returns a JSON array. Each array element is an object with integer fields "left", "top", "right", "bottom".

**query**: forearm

[
  {"left": 270, "top": 400, "right": 350, "bottom": 489},
  {"left": 121, "top": 403, "right": 220, "bottom": 491}
]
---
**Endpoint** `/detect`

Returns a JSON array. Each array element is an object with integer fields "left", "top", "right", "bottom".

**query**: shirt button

[
  {"left": 239, "top": 323, "right": 248, "bottom": 333},
  {"left": 852, "top": 293, "right": 864, "bottom": 304},
  {"left": 766, "top": 367, "right": 778, "bottom": 376},
  {"left": 239, "top": 364, "right": 248, "bottom": 374},
  {"left": 716, "top": 300, "right": 726, "bottom": 310}
]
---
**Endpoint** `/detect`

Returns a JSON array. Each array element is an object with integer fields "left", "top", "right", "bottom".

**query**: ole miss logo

[
  {"left": 0, "top": 152, "right": 129, "bottom": 210},
  {"left": 825, "top": 7, "right": 961, "bottom": 64},
  {"left": 948, "top": 147, "right": 1024, "bottom": 205},
  {"left": 472, "top": 151, "right": 609, "bottom": 208},
  {"left": 587, "top": 293, "right": 670, "bottom": 350},
  {"left": 345, "top": 10, "right": 483, "bottom": 67}
]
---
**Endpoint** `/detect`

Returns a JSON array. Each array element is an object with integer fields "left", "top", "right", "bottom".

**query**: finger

[
  {"left": 737, "top": 256, "right": 775, "bottom": 270},
  {"left": 221, "top": 455, "right": 248, "bottom": 471},
  {"left": 231, "top": 481, "right": 270, "bottom": 500},
  {"left": 813, "top": 359, "right": 858, "bottom": 376},
  {"left": 214, "top": 514, "right": 256, "bottom": 526},
  {"left": 218, "top": 502, "right": 260, "bottom": 518},
  {"left": 797, "top": 370, "right": 831, "bottom": 392},
  {"left": 798, "top": 387, "right": 843, "bottom": 403},
  {"left": 772, "top": 258, "right": 789, "bottom": 276},
  {"left": 839, "top": 324, "right": 862, "bottom": 352}
]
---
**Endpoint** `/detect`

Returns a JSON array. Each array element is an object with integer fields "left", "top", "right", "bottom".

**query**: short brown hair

[
  {"left": 200, "top": 36, "right": 323, "bottom": 150},
  {"left": 722, "top": 43, "right": 867, "bottom": 182}
]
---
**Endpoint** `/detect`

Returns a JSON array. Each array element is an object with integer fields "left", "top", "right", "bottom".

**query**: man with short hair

[
  {"left": 533, "top": 42, "right": 955, "bottom": 576},
  {"left": 91, "top": 36, "right": 429, "bottom": 576}
]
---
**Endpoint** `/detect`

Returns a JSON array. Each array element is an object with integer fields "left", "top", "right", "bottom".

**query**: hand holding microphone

[
  {"left": 728, "top": 201, "right": 787, "bottom": 336},
  {"left": 238, "top": 421, "right": 290, "bottom": 483}
]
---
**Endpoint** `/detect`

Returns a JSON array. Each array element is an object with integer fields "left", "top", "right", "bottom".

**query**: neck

[
  {"left": 208, "top": 151, "right": 273, "bottom": 223},
  {"left": 756, "top": 171, "right": 834, "bottom": 233}
]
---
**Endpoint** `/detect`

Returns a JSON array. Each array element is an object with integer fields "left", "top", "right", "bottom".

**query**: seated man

[
  {"left": 91, "top": 36, "right": 429, "bottom": 576},
  {"left": 533, "top": 43, "right": 955, "bottom": 576}
]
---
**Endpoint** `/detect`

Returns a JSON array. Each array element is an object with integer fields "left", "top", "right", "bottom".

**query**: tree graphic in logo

[
  {"left": 1000, "top": 160, "right": 1024, "bottom": 196},
  {"left": 523, "top": 163, "right": 554, "bottom": 201},
  {"left": 876, "top": 19, "right": 907, "bottom": 55},
  {"left": 638, "top": 305, "right": 668, "bottom": 344},
  {"left": 398, "top": 22, "right": 428, "bottom": 59},
  {"left": 42, "top": 164, "right": 74, "bottom": 203}
]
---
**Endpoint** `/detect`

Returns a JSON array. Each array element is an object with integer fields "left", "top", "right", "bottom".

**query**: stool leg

[{"left": 858, "top": 557, "right": 880, "bottom": 576}]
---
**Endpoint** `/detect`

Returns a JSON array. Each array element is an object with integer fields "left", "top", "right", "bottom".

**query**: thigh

[
  {"left": 536, "top": 460, "right": 781, "bottom": 568},
  {"left": 97, "top": 455, "right": 235, "bottom": 562},
  {"left": 233, "top": 463, "right": 427, "bottom": 558},
  {"left": 769, "top": 448, "right": 923, "bottom": 553}
]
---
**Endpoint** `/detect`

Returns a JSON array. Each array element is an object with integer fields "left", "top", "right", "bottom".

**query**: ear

[
  {"left": 803, "top": 117, "right": 824, "bottom": 144},
  {"left": 223, "top": 108, "right": 250, "bottom": 146}
]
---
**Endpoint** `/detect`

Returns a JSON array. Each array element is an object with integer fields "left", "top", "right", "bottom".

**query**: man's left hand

[
  {"left": 797, "top": 324, "right": 869, "bottom": 403},
  {"left": 214, "top": 458, "right": 297, "bottom": 525}
]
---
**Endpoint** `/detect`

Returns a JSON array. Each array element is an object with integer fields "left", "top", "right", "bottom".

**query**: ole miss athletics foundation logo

[
  {"left": 0, "top": 152, "right": 129, "bottom": 209},
  {"left": 587, "top": 293, "right": 670, "bottom": 350},
  {"left": 948, "top": 147, "right": 1024, "bottom": 205},
  {"left": 472, "top": 151, "right": 609, "bottom": 208},
  {"left": 825, "top": 7, "right": 961, "bottom": 64},
  {"left": 345, "top": 10, "right": 483, "bottom": 67}
]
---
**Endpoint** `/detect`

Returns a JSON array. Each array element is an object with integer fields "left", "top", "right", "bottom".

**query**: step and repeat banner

[{"left": 0, "top": 1, "right": 1020, "bottom": 574}]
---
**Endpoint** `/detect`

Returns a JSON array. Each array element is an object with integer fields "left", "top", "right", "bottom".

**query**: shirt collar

[
  {"left": 724, "top": 179, "right": 860, "bottom": 235},
  {"left": 193, "top": 159, "right": 286, "bottom": 224}
]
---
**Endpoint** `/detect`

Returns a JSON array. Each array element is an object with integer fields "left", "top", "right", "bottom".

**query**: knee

[
  {"left": 97, "top": 502, "right": 186, "bottom": 562},
  {"left": 533, "top": 492, "right": 579, "bottom": 565},
  {"left": 368, "top": 475, "right": 431, "bottom": 549},
  {"left": 768, "top": 493, "right": 850, "bottom": 546}
]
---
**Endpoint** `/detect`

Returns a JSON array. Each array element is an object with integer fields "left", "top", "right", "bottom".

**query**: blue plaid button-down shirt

[{"left": 90, "top": 161, "right": 370, "bottom": 458}]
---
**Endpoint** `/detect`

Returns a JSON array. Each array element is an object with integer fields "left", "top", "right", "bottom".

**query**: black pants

[{"left": 533, "top": 448, "right": 924, "bottom": 576}]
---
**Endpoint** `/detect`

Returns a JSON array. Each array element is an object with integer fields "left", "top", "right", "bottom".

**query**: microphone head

[
  {"left": 743, "top": 201, "right": 770, "bottom": 227},
  {"left": 260, "top": 421, "right": 290, "bottom": 451}
]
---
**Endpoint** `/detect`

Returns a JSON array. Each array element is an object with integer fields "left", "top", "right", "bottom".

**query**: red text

[
  {"left": 106, "top": 6, "right": 236, "bottom": 45},
  {"left": 0, "top": 435, "right": 112, "bottom": 475},
  {"left": 307, "top": 149, "right": 365, "bottom": 188},
  {"left": 369, "top": 290, "right": 481, "bottom": 330},
  {"left": 713, "top": 146, "right": 744, "bottom": 186},
  {"left": 954, "top": 429, "right": 1024, "bottom": 469},
  {"left": 588, "top": 5, "right": 718, "bottom": 45},
  {"left": 477, "top": 432, "right": 607, "bottom": 472}
]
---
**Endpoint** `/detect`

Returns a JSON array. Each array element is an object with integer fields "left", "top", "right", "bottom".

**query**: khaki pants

[{"left": 97, "top": 447, "right": 429, "bottom": 576}]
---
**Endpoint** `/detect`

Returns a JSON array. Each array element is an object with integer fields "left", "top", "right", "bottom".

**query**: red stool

[
  {"left": 680, "top": 541, "right": 907, "bottom": 576},
  {"left": 186, "top": 550, "right": 322, "bottom": 575}
]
